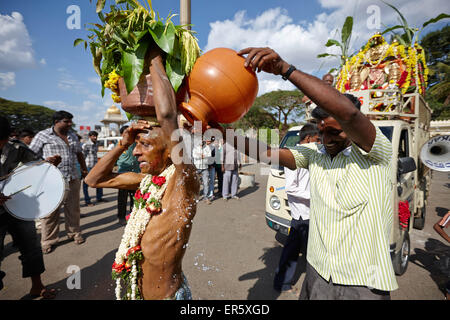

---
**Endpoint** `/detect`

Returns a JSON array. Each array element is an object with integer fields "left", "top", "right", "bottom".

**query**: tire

[
  {"left": 413, "top": 206, "right": 426, "bottom": 230},
  {"left": 392, "top": 232, "right": 410, "bottom": 276}
]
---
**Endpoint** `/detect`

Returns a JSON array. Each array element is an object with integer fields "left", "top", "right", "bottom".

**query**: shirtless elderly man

[{"left": 85, "top": 49, "right": 199, "bottom": 300}]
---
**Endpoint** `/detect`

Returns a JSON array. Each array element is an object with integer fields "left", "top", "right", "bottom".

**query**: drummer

[{"left": 0, "top": 115, "right": 60, "bottom": 299}]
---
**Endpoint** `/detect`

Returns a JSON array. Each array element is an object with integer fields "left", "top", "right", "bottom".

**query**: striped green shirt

[{"left": 291, "top": 127, "right": 398, "bottom": 291}]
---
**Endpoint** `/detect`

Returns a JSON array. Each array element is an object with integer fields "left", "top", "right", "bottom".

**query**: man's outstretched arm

[{"left": 211, "top": 124, "right": 297, "bottom": 170}]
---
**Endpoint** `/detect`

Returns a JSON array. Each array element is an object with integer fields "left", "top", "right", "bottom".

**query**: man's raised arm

[
  {"left": 237, "top": 47, "right": 376, "bottom": 153},
  {"left": 148, "top": 49, "right": 179, "bottom": 147}
]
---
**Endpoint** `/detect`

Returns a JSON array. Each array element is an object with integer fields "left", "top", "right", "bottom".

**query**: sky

[{"left": 0, "top": 0, "right": 449, "bottom": 131}]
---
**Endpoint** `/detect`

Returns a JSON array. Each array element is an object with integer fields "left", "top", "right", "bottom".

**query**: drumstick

[
  {"left": 34, "top": 164, "right": 51, "bottom": 197},
  {"left": 8, "top": 185, "right": 32, "bottom": 197}
]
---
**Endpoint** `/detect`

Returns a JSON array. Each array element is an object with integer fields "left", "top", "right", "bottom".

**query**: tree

[
  {"left": 420, "top": 25, "right": 450, "bottom": 120},
  {"left": 421, "top": 25, "right": 450, "bottom": 85},
  {"left": 232, "top": 105, "right": 278, "bottom": 130},
  {"left": 0, "top": 97, "right": 56, "bottom": 132},
  {"left": 252, "top": 90, "right": 305, "bottom": 134}
]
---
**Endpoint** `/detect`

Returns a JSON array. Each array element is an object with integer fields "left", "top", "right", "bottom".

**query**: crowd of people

[
  {"left": 0, "top": 43, "right": 448, "bottom": 301},
  {"left": 192, "top": 136, "right": 242, "bottom": 204}
]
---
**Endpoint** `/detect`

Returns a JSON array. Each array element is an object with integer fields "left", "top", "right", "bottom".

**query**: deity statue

[
  {"left": 364, "top": 33, "right": 389, "bottom": 65},
  {"left": 350, "top": 70, "right": 362, "bottom": 91},
  {"left": 388, "top": 62, "right": 401, "bottom": 84}
]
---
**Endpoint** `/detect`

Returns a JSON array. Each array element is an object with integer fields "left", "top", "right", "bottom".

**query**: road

[{"left": 0, "top": 164, "right": 448, "bottom": 300}]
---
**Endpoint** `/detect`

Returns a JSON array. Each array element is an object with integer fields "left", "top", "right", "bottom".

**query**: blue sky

[{"left": 1, "top": 0, "right": 448, "bottom": 130}]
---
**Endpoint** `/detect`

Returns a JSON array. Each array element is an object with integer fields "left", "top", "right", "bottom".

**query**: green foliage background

[{"left": 0, "top": 97, "right": 55, "bottom": 132}]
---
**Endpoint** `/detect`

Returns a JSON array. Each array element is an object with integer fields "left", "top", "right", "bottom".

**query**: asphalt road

[{"left": 0, "top": 164, "right": 448, "bottom": 301}]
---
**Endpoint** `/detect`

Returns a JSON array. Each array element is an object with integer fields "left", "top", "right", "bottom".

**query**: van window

[
  {"left": 271, "top": 130, "right": 300, "bottom": 171},
  {"left": 280, "top": 130, "right": 300, "bottom": 148},
  {"left": 398, "top": 129, "right": 409, "bottom": 158},
  {"left": 379, "top": 126, "right": 393, "bottom": 142}
]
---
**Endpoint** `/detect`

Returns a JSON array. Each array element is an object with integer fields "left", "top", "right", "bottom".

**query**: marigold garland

[{"left": 112, "top": 164, "right": 176, "bottom": 300}]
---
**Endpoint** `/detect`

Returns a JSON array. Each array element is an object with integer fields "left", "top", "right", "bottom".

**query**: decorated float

[{"left": 334, "top": 32, "right": 429, "bottom": 115}]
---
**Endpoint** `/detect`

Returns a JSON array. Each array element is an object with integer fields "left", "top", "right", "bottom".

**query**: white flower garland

[{"left": 113, "top": 164, "right": 176, "bottom": 300}]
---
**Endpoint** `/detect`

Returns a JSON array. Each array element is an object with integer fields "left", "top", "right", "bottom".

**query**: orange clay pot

[
  {"left": 179, "top": 47, "right": 258, "bottom": 129},
  {"left": 119, "top": 74, "right": 187, "bottom": 117}
]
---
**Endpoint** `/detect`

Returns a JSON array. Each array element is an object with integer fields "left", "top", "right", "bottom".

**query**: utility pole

[{"left": 180, "top": 0, "right": 191, "bottom": 30}]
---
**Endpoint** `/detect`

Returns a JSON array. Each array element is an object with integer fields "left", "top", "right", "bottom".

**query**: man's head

[
  {"left": 132, "top": 126, "right": 171, "bottom": 176},
  {"left": 299, "top": 123, "right": 320, "bottom": 145},
  {"left": 0, "top": 115, "right": 11, "bottom": 149},
  {"left": 52, "top": 110, "right": 74, "bottom": 134},
  {"left": 311, "top": 94, "right": 360, "bottom": 156},
  {"left": 322, "top": 73, "right": 334, "bottom": 86},
  {"left": 88, "top": 131, "right": 98, "bottom": 143},
  {"left": 120, "top": 126, "right": 129, "bottom": 136},
  {"left": 19, "top": 128, "right": 35, "bottom": 145}
]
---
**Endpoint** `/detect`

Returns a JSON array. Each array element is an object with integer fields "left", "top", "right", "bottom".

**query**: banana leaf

[
  {"left": 341, "top": 16, "right": 353, "bottom": 47},
  {"left": 325, "top": 39, "right": 343, "bottom": 49},
  {"left": 165, "top": 56, "right": 184, "bottom": 93},
  {"left": 148, "top": 21, "right": 176, "bottom": 56},
  {"left": 121, "top": 40, "right": 150, "bottom": 94},
  {"left": 422, "top": 13, "right": 450, "bottom": 28}
]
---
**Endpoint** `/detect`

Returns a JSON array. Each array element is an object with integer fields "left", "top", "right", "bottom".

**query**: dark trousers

[
  {"left": 214, "top": 164, "right": 223, "bottom": 194},
  {"left": 0, "top": 212, "right": 45, "bottom": 278},
  {"left": 82, "top": 167, "right": 103, "bottom": 204},
  {"left": 117, "top": 189, "right": 135, "bottom": 219},
  {"left": 274, "top": 217, "right": 309, "bottom": 291},
  {"left": 299, "top": 262, "right": 391, "bottom": 300}
]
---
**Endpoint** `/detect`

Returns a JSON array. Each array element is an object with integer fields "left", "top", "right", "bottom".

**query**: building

[{"left": 99, "top": 105, "right": 128, "bottom": 138}]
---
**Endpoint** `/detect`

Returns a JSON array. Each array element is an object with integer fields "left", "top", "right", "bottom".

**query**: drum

[{"left": 0, "top": 161, "right": 68, "bottom": 221}]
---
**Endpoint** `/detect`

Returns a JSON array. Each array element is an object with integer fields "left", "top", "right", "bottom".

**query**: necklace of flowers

[{"left": 112, "top": 164, "right": 176, "bottom": 300}]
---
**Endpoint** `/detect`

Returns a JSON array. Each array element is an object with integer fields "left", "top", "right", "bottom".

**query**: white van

[{"left": 265, "top": 125, "right": 303, "bottom": 236}]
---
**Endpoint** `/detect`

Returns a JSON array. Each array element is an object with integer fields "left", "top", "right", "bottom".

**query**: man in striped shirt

[{"left": 233, "top": 47, "right": 398, "bottom": 299}]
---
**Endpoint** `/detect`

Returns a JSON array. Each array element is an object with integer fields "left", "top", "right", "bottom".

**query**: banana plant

[
  {"left": 380, "top": 0, "right": 449, "bottom": 46},
  {"left": 317, "top": 16, "right": 354, "bottom": 67}
]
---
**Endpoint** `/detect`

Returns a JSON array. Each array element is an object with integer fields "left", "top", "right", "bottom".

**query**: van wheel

[
  {"left": 413, "top": 206, "right": 426, "bottom": 230},
  {"left": 392, "top": 232, "right": 410, "bottom": 276}
]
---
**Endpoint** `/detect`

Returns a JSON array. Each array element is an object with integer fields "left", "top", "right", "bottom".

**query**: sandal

[
  {"left": 74, "top": 237, "right": 85, "bottom": 245},
  {"left": 29, "top": 287, "right": 57, "bottom": 300},
  {"left": 42, "top": 246, "right": 53, "bottom": 254}
]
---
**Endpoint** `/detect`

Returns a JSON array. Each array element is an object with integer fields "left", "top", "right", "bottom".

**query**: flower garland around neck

[{"left": 112, "top": 164, "right": 176, "bottom": 300}]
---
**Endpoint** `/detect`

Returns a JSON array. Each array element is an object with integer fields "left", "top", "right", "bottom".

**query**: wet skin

[{"left": 132, "top": 128, "right": 200, "bottom": 299}]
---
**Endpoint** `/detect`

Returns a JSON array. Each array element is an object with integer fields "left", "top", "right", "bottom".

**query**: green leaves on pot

[
  {"left": 121, "top": 40, "right": 150, "bottom": 94},
  {"left": 76, "top": 1, "right": 201, "bottom": 96},
  {"left": 148, "top": 21, "right": 176, "bottom": 56},
  {"left": 165, "top": 55, "right": 185, "bottom": 92}
]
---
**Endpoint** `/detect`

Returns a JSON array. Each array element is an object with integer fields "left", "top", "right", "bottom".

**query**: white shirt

[
  {"left": 192, "top": 143, "right": 212, "bottom": 170},
  {"left": 284, "top": 167, "right": 310, "bottom": 221}
]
